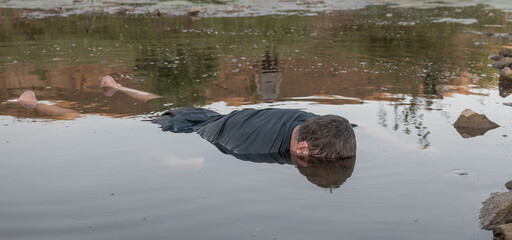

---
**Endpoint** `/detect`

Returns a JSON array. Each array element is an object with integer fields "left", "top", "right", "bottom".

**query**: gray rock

[
  {"left": 492, "top": 57, "right": 512, "bottom": 70},
  {"left": 506, "top": 181, "right": 512, "bottom": 191},
  {"left": 501, "top": 67, "right": 512, "bottom": 80},
  {"left": 494, "top": 223, "right": 512, "bottom": 240},
  {"left": 480, "top": 191, "right": 512, "bottom": 230},
  {"left": 499, "top": 49, "right": 512, "bottom": 58}
]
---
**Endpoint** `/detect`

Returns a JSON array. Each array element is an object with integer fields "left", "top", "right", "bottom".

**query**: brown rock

[
  {"left": 501, "top": 67, "right": 512, "bottom": 79},
  {"left": 453, "top": 109, "right": 499, "bottom": 138},
  {"left": 151, "top": 9, "right": 160, "bottom": 17},
  {"left": 480, "top": 191, "right": 512, "bottom": 230},
  {"left": 492, "top": 57, "right": 512, "bottom": 70},
  {"left": 499, "top": 49, "right": 512, "bottom": 58},
  {"left": 187, "top": 7, "right": 201, "bottom": 16},
  {"left": 453, "top": 109, "right": 499, "bottom": 129},
  {"left": 494, "top": 223, "right": 512, "bottom": 240},
  {"left": 506, "top": 181, "right": 512, "bottom": 191}
]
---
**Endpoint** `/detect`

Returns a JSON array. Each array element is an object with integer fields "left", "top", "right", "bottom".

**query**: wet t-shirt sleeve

[
  {"left": 197, "top": 108, "right": 316, "bottom": 154},
  {"left": 153, "top": 107, "right": 223, "bottom": 133}
]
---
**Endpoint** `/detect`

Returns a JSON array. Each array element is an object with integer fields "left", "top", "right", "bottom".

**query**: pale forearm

[
  {"left": 35, "top": 103, "right": 80, "bottom": 119},
  {"left": 117, "top": 86, "right": 161, "bottom": 102}
]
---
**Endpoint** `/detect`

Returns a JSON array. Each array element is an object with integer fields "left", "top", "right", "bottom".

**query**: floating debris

[{"left": 452, "top": 170, "right": 470, "bottom": 176}]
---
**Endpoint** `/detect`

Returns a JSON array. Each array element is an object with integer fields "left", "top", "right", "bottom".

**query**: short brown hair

[{"left": 297, "top": 115, "right": 356, "bottom": 159}]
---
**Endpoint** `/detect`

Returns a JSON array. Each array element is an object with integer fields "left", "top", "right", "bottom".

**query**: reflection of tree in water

[
  {"left": 378, "top": 65, "right": 440, "bottom": 149},
  {"left": 376, "top": 55, "right": 474, "bottom": 149},
  {"left": 378, "top": 99, "right": 431, "bottom": 149},
  {"left": 378, "top": 105, "right": 387, "bottom": 128},
  {"left": 394, "top": 99, "right": 430, "bottom": 149},
  {"left": 423, "top": 69, "right": 441, "bottom": 96},
  {"left": 134, "top": 45, "right": 218, "bottom": 108}
]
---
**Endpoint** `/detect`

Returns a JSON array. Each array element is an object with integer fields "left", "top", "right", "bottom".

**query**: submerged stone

[
  {"left": 453, "top": 109, "right": 499, "bottom": 138},
  {"left": 480, "top": 191, "right": 512, "bottom": 230},
  {"left": 493, "top": 223, "right": 512, "bottom": 240}
]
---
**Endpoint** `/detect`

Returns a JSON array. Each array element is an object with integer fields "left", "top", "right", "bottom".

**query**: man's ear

[
  {"left": 297, "top": 141, "right": 309, "bottom": 155},
  {"left": 295, "top": 154, "right": 309, "bottom": 167}
]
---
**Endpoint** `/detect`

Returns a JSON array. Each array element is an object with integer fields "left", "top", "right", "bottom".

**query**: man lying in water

[{"left": 18, "top": 75, "right": 356, "bottom": 160}]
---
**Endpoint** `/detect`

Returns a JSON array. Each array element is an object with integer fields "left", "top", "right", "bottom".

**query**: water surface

[{"left": 1, "top": 3, "right": 512, "bottom": 240}]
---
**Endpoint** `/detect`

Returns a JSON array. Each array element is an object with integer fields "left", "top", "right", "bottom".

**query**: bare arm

[
  {"left": 101, "top": 76, "right": 161, "bottom": 102},
  {"left": 18, "top": 91, "right": 79, "bottom": 120}
]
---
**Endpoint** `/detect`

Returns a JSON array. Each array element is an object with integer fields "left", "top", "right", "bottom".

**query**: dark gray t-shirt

[{"left": 154, "top": 108, "right": 316, "bottom": 155}]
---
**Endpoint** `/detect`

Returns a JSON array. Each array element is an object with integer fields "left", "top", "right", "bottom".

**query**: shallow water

[{"left": 1, "top": 3, "right": 512, "bottom": 240}]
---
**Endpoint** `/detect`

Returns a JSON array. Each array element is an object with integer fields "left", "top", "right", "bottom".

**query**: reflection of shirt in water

[{"left": 153, "top": 107, "right": 317, "bottom": 157}]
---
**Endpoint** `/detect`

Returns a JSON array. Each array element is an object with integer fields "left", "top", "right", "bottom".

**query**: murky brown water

[{"left": 1, "top": 3, "right": 512, "bottom": 240}]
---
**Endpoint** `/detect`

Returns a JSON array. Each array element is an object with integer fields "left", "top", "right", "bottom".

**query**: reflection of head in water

[
  {"left": 213, "top": 144, "right": 356, "bottom": 190},
  {"left": 293, "top": 155, "right": 356, "bottom": 190}
]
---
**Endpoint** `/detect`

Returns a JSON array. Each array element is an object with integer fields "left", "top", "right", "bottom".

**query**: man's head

[{"left": 291, "top": 115, "right": 356, "bottom": 159}]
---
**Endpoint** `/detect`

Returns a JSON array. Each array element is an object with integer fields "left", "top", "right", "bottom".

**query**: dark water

[{"left": 1, "top": 4, "right": 512, "bottom": 240}]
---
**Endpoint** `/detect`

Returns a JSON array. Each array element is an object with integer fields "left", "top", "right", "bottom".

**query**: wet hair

[
  {"left": 296, "top": 156, "right": 356, "bottom": 189},
  {"left": 297, "top": 115, "right": 356, "bottom": 159}
]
